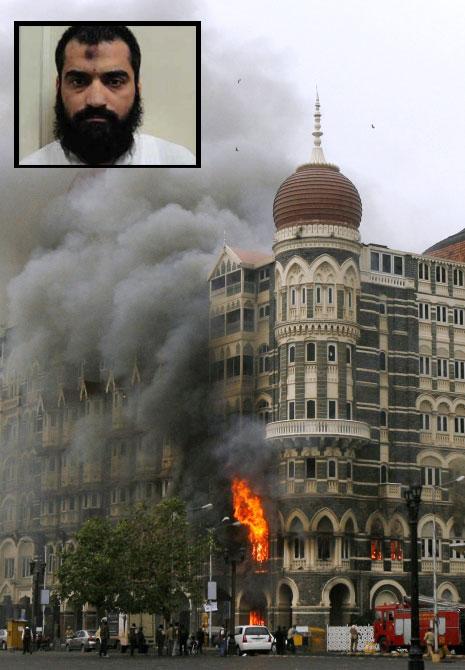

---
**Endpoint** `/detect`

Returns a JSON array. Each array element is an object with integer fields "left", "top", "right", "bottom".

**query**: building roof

[
  {"left": 424, "top": 227, "right": 465, "bottom": 262},
  {"left": 273, "top": 96, "right": 362, "bottom": 231},
  {"left": 230, "top": 248, "right": 273, "bottom": 266}
]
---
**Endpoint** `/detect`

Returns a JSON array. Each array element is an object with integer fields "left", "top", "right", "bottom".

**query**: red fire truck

[{"left": 373, "top": 601, "right": 465, "bottom": 652}]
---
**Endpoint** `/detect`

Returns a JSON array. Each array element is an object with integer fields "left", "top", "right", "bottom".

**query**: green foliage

[{"left": 55, "top": 498, "right": 209, "bottom": 618}]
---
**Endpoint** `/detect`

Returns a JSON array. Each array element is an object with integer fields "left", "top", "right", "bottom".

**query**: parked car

[
  {"left": 234, "top": 625, "right": 274, "bottom": 655},
  {"left": 0, "top": 629, "right": 7, "bottom": 650},
  {"left": 65, "top": 630, "right": 97, "bottom": 652}
]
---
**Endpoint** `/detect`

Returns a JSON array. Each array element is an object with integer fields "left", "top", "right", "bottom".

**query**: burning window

[
  {"left": 390, "top": 540, "right": 403, "bottom": 561},
  {"left": 371, "top": 539, "right": 383, "bottom": 561},
  {"left": 232, "top": 478, "right": 269, "bottom": 563}
]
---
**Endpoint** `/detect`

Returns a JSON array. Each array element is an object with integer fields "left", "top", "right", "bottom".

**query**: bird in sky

[
  {"left": 237, "top": 78, "right": 242, "bottom": 84},
  {"left": 371, "top": 124, "right": 375, "bottom": 129}
]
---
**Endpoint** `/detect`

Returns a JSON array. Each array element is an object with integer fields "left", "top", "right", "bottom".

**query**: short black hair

[{"left": 55, "top": 25, "right": 141, "bottom": 83}]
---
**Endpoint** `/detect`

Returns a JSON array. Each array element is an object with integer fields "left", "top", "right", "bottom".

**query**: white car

[
  {"left": 234, "top": 625, "right": 274, "bottom": 655},
  {"left": 0, "top": 629, "right": 7, "bottom": 650}
]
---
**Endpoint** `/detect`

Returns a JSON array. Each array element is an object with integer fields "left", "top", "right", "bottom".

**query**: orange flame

[
  {"left": 249, "top": 611, "right": 265, "bottom": 626},
  {"left": 232, "top": 478, "right": 269, "bottom": 562}
]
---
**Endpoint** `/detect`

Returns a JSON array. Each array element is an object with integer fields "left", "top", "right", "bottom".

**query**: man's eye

[
  {"left": 70, "top": 77, "right": 86, "bottom": 87},
  {"left": 108, "top": 78, "right": 124, "bottom": 88}
]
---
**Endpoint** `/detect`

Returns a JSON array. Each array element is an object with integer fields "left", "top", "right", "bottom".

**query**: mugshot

[{"left": 14, "top": 22, "right": 200, "bottom": 168}]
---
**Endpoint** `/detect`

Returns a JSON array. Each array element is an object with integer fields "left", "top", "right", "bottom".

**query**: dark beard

[{"left": 54, "top": 89, "right": 143, "bottom": 165}]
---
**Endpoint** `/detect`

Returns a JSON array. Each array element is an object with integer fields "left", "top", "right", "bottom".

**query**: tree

[
  {"left": 56, "top": 499, "right": 209, "bottom": 620},
  {"left": 56, "top": 517, "right": 128, "bottom": 616}
]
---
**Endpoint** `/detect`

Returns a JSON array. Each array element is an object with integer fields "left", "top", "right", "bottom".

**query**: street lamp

[
  {"left": 432, "top": 474, "right": 465, "bottom": 652},
  {"left": 404, "top": 484, "right": 424, "bottom": 670},
  {"left": 223, "top": 544, "right": 246, "bottom": 654}
]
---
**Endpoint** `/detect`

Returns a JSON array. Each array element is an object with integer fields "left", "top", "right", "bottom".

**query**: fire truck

[{"left": 373, "top": 600, "right": 465, "bottom": 652}]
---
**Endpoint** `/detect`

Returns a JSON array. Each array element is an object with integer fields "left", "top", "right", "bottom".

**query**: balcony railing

[
  {"left": 449, "top": 559, "right": 465, "bottom": 574},
  {"left": 266, "top": 419, "right": 371, "bottom": 440},
  {"left": 379, "top": 483, "right": 402, "bottom": 499}
]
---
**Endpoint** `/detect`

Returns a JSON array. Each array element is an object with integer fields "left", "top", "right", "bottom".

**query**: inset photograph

[{"left": 15, "top": 22, "right": 200, "bottom": 167}]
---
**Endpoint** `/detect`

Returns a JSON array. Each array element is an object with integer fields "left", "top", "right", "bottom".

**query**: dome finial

[{"left": 310, "top": 88, "right": 327, "bottom": 165}]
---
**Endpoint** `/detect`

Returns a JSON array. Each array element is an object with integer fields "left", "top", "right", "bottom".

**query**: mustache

[{"left": 72, "top": 106, "right": 119, "bottom": 124}]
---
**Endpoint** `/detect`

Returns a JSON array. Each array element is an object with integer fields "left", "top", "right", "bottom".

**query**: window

[
  {"left": 243, "top": 308, "right": 254, "bottom": 331},
  {"left": 328, "top": 400, "right": 337, "bottom": 419},
  {"left": 422, "top": 538, "right": 440, "bottom": 559},
  {"left": 437, "top": 358, "right": 449, "bottom": 378},
  {"left": 382, "top": 254, "right": 391, "bottom": 273},
  {"left": 4, "top": 558, "right": 14, "bottom": 579},
  {"left": 436, "top": 305, "right": 448, "bottom": 323},
  {"left": 418, "top": 303, "right": 430, "bottom": 320},
  {"left": 305, "top": 457, "right": 316, "bottom": 478},
  {"left": 390, "top": 540, "right": 403, "bottom": 561},
  {"left": 419, "top": 262, "right": 430, "bottom": 281},
  {"left": 288, "top": 345, "right": 295, "bottom": 364},
  {"left": 379, "top": 352, "right": 387, "bottom": 371},
  {"left": 380, "top": 410, "right": 387, "bottom": 427},
  {"left": 327, "top": 286, "right": 334, "bottom": 304},
  {"left": 421, "top": 413, "right": 430, "bottom": 430},
  {"left": 419, "top": 356, "right": 431, "bottom": 375},
  {"left": 346, "top": 461, "right": 352, "bottom": 480},
  {"left": 226, "top": 356, "right": 240, "bottom": 377},
  {"left": 371, "top": 539, "right": 383, "bottom": 561},
  {"left": 371, "top": 252, "right": 380, "bottom": 271},
  {"left": 288, "top": 461, "right": 295, "bottom": 479},
  {"left": 306, "top": 400, "right": 316, "bottom": 419},
  {"left": 301, "top": 287, "right": 306, "bottom": 304},
  {"left": 393, "top": 256, "right": 403, "bottom": 275},
  {"left": 242, "top": 355, "right": 254, "bottom": 376},
  {"left": 454, "top": 308, "right": 465, "bottom": 326},
  {"left": 20, "top": 556, "right": 32, "bottom": 578},
  {"left": 327, "top": 343, "right": 337, "bottom": 363},
  {"left": 315, "top": 285, "right": 322, "bottom": 304},
  {"left": 306, "top": 342, "right": 316, "bottom": 362},
  {"left": 455, "top": 360, "right": 465, "bottom": 380},
  {"left": 451, "top": 539, "right": 465, "bottom": 559},
  {"left": 346, "top": 345, "right": 352, "bottom": 365},
  {"left": 436, "top": 265, "right": 447, "bottom": 284},
  {"left": 454, "top": 268, "right": 464, "bottom": 287},
  {"left": 317, "top": 535, "right": 331, "bottom": 561},
  {"left": 258, "top": 304, "right": 270, "bottom": 318},
  {"left": 259, "top": 268, "right": 270, "bottom": 281},
  {"left": 294, "top": 538, "right": 305, "bottom": 559},
  {"left": 327, "top": 459, "right": 337, "bottom": 478},
  {"left": 290, "top": 288, "right": 296, "bottom": 306},
  {"left": 288, "top": 401, "right": 295, "bottom": 420},
  {"left": 346, "top": 402, "right": 352, "bottom": 420},
  {"left": 379, "top": 302, "right": 386, "bottom": 315},
  {"left": 341, "top": 536, "right": 351, "bottom": 559},
  {"left": 437, "top": 415, "right": 448, "bottom": 432},
  {"left": 423, "top": 466, "right": 441, "bottom": 486},
  {"left": 380, "top": 464, "right": 388, "bottom": 483},
  {"left": 455, "top": 417, "right": 465, "bottom": 434}
]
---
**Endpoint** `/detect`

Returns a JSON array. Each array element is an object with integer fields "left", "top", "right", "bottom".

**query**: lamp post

[
  {"left": 404, "top": 484, "right": 424, "bottom": 670},
  {"left": 223, "top": 545, "right": 245, "bottom": 654},
  {"left": 431, "top": 474, "right": 465, "bottom": 652}
]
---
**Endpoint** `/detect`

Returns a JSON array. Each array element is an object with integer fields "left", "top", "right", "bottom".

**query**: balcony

[
  {"left": 371, "top": 560, "right": 384, "bottom": 572},
  {"left": 421, "top": 559, "right": 442, "bottom": 573},
  {"left": 327, "top": 480, "right": 340, "bottom": 494},
  {"left": 391, "top": 560, "right": 404, "bottom": 573},
  {"left": 421, "top": 487, "right": 442, "bottom": 502},
  {"left": 266, "top": 419, "right": 371, "bottom": 441},
  {"left": 290, "top": 558, "right": 307, "bottom": 571},
  {"left": 379, "top": 483, "right": 402, "bottom": 499},
  {"left": 305, "top": 480, "right": 317, "bottom": 493},
  {"left": 449, "top": 559, "right": 465, "bottom": 574}
]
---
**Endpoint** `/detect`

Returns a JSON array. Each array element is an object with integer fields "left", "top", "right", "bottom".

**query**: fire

[
  {"left": 232, "top": 478, "right": 269, "bottom": 562},
  {"left": 249, "top": 611, "right": 265, "bottom": 626}
]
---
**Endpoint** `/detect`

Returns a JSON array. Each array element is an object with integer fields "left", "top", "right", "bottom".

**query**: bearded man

[{"left": 20, "top": 25, "right": 195, "bottom": 166}]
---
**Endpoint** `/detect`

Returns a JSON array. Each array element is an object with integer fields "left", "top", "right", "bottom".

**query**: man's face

[{"left": 54, "top": 38, "right": 143, "bottom": 164}]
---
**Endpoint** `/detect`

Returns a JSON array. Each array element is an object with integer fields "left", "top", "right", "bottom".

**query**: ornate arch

[
  {"left": 418, "top": 514, "right": 448, "bottom": 538},
  {"left": 388, "top": 514, "right": 409, "bottom": 537},
  {"left": 339, "top": 509, "right": 359, "bottom": 533},
  {"left": 276, "top": 577, "right": 299, "bottom": 607},
  {"left": 321, "top": 577, "right": 356, "bottom": 608},
  {"left": 369, "top": 580, "right": 406, "bottom": 608},
  {"left": 437, "top": 582, "right": 460, "bottom": 602},
  {"left": 310, "top": 507, "right": 339, "bottom": 533},
  {"left": 365, "top": 511, "right": 388, "bottom": 536},
  {"left": 285, "top": 509, "right": 310, "bottom": 533}
]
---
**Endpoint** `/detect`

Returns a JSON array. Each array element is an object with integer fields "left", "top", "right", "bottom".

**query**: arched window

[
  {"left": 380, "top": 352, "right": 387, "bottom": 371},
  {"left": 327, "top": 459, "right": 337, "bottom": 478},
  {"left": 317, "top": 517, "right": 333, "bottom": 561},
  {"left": 288, "top": 345, "right": 295, "bottom": 364},
  {"left": 380, "top": 464, "right": 388, "bottom": 483}
]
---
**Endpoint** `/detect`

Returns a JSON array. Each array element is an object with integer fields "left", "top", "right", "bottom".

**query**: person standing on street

[
  {"left": 424, "top": 628, "right": 434, "bottom": 659},
  {"left": 287, "top": 625, "right": 296, "bottom": 654},
  {"left": 166, "top": 622, "right": 174, "bottom": 656},
  {"left": 99, "top": 617, "right": 110, "bottom": 658},
  {"left": 22, "top": 626, "right": 33, "bottom": 654},
  {"left": 349, "top": 623, "right": 359, "bottom": 653},
  {"left": 156, "top": 624, "right": 165, "bottom": 656},
  {"left": 128, "top": 622, "right": 137, "bottom": 656}
]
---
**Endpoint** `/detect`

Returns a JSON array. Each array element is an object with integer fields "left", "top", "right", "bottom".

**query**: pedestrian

[
  {"left": 22, "top": 626, "right": 33, "bottom": 654},
  {"left": 156, "top": 624, "right": 165, "bottom": 656},
  {"left": 99, "top": 617, "right": 110, "bottom": 658},
  {"left": 349, "top": 623, "right": 359, "bottom": 653},
  {"left": 196, "top": 627, "right": 204, "bottom": 654},
  {"left": 218, "top": 628, "right": 227, "bottom": 657},
  {"left": 166, "top": 622, "right": 174, "bottom": 656},
  {"left": 287, "top": 625, "right": 296, "bottom": 654},
  {"left": 128, "top": 622, "right": 137, "bottom": 656},
  {"left": 172, "top": 622, "right": 180, "bottom": 656},
  {"left": 274, "top": 626, "right": 285, "bottom": 654},
  {"left": 179, "top": 624, "right": 189, "bottom": 656},
  {"left": 423, "top": 627, "right": 434, "bottom": 659},
  {"left": 137, "top": 626, "right": 147, "bottom": 654}
]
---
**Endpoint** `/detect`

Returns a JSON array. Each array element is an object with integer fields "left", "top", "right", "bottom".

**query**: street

[{"left": 0, "top": 652, "right": 462, "bottom": 669}]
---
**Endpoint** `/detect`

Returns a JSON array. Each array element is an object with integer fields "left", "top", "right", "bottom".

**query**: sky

[{"left": 1, "top": 0, "right": 465, "bottom": 315}]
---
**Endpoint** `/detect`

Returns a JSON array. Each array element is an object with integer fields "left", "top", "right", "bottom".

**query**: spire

[{"left": 310, "top": 89, "right": 328, "bottom": 165}]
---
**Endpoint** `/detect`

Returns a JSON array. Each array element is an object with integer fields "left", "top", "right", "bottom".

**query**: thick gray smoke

[{"left": 1, "top": 0, "right": 308, "bottom": 505}]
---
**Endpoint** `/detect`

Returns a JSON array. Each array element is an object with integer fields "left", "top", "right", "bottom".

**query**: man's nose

[{"left": 85, "top": 80, "right": 107, "bottom": 107}]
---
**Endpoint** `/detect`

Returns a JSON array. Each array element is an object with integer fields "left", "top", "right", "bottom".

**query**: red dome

[{"left": 273, "top": 163, "right": 362, "bottom": 230}]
